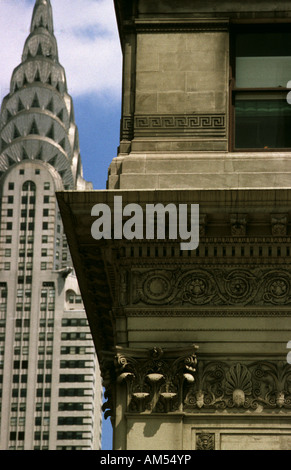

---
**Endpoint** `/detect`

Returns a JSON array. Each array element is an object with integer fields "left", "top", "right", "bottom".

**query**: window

[
  {"left": 22, "top": 181, "right": 35, "bottom": 191},
  {"left": 231, "top": 25, "right": 291, "bottom": 150},
  {"left": 8, "top": 183, "right": 14, "bottom": 190},
  {"left": 58, "top": 417, "right": 85, "bottom": 425},
  {"left": 58, "top": 402, "right": 85, "bottom": 411}
]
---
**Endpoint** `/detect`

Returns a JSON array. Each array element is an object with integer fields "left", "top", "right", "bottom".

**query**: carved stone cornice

[
  {"left": 123, "top": 18, "right": 230, "bottom": 34},
  {"left": 57, "top": 188, "right": 291, "bottom": 368}
]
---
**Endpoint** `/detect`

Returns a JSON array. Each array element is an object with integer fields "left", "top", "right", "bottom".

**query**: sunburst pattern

[{"left": 0, "top": 0, "right": 84, "bottom": 189}]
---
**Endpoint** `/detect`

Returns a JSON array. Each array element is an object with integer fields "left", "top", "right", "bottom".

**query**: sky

[{"left": 0, "top": 0, "right": 123, "bottom": 450}]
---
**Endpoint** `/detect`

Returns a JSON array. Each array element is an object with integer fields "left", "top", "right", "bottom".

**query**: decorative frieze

[
  {"left": 134, "top": 114, "right": 226, "bottom": 137},
  {"left": 121, "top": 114, "right": 226, "bottom": 140},
  {"left": 130, "top": 267, "right": 291, "bottom": 307},
  {"left": 121, "top": 115, "right": 134, "bottom": 141},
  {"left": 101, "top": 347, "right": 291, "bottom": 418},
  {"left": 185, "top": 360, "right": 291, "bottom": 412},
  {"left": 102, "top": 344, "right": 198, "bottom": 416}
]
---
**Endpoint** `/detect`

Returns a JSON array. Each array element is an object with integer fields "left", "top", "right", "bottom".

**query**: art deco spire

[
  {"left": 30, "top": 0, "right": 54, "bottom": 35},
  {"left": 0, "top": 0, "right": 88, "bottom": 189}
]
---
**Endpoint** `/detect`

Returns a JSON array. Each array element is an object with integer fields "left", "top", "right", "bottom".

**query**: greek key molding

[
  {"left": 121, "top": 115, "right": 134, "bottom": 141},
  {"left": 121, "top": 114, "right": 226, "bottom": 140},
  {"left": 134, "top": 114, "right": 226, "bottom": 137}
]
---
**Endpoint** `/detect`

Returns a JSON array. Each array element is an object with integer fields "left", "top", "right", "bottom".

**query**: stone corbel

[
  {"left": 199, "top": 214, "right": 207, "bottom": 237},
  {"left": 230, "top": 214, "right": 248, "bottom": 237},
  {"left": 271, "top": 214, "right": 288, "bottom": 237}
]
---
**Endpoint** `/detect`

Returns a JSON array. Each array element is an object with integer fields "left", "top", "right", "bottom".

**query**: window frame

[{"left": 230, "top": 23, "right": 291, "bottom": 152}]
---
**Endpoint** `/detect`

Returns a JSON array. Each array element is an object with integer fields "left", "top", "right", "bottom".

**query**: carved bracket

[
  {"left": 101, "top": 344, "right": 198, "bottom": 417},
  {"left": 271, "top": 214, "right": 288, "bottom": 237}
]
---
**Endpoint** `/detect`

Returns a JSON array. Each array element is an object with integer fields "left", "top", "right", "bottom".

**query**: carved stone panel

[
  {"left": 196, "top": 432, "right": 215, "bottom": 450},
  {"left": 130, "top": 267, "right": 291, "bottom": 307},
  {"left": 101, "top": 345, "right": 198, "bottom": 417},
  {"left": 184, "top": 360, "right": 291, "bottom": 412}
]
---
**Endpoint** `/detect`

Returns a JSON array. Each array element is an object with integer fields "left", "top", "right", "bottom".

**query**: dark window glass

[
  {"left": 235, "top": 96, "right": 291, "bottom": 149},
  {"left": 233, "top": 27, "right": 291, "bottom": 150}
]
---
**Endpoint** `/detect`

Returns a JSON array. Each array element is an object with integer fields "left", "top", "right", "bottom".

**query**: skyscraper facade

[{"left": 0, "top": 0, "right": 102, "bottom": 450}]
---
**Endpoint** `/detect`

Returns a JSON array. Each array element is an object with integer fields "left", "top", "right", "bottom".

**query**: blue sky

[{"left": 0, "top": 0, "right": 123, "bottom": 449}]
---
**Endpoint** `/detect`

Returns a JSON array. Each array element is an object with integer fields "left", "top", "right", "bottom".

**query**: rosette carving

[{"left": 131, "top": 268, "right": 291, "bottom": 306}]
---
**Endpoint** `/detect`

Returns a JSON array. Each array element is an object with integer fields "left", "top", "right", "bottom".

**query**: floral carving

[
  {"left": 181, "top": 277, "right": 210, "bottom": 304},
  {"left": 271, "top": 214, "right": 288, "bottom": 236},
  {"left": 224, "top": 364, "right": 252, "bottom": 407},
  {"left": 184, "top": 360, "right": 291, "bottom": 412},
  {"left": 230, "top": 214, "right": 248, "bottom": 236},
  {"left": 102, "top": 353, "right": 291, "bottom": 418},
  {"left": 196, "top": 433, "right": 215, "bottom": 450},
  {"left": 263, "top": 276, "right": 290, "bottom": 304},
  {"left": 103, "top": 345, "right": 198, "bottom": 414},
  {"left": 131, "top": 268, "right": 291, "bottom": 307}
]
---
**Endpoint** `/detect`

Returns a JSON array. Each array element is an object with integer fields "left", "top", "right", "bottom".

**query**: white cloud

[{"left": 0, "top": 0, "right": 122, "bottom": 101}]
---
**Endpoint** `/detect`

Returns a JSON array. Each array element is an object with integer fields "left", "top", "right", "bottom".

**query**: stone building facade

[{"left": 58, "top": 0, "right": 291, "bottom": 450}]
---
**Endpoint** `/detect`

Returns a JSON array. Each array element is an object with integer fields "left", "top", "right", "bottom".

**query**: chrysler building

[{"left": 0, "top": 0, "right": 102, "bottom": 450}]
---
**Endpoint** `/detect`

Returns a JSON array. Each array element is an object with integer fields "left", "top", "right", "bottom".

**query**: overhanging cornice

[{"left": 57, "top": 187, "right": 291, "bottom": 364}]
